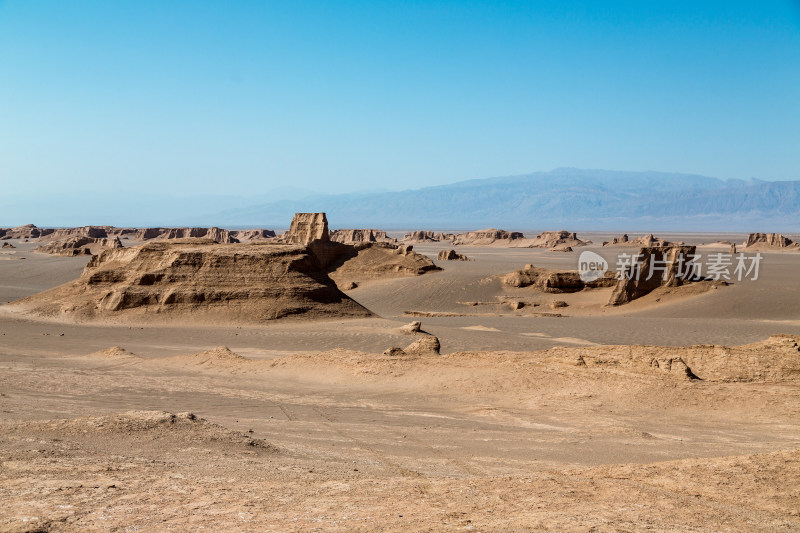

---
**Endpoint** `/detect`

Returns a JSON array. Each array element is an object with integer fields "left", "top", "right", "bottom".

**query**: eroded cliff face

[
  {"left": 452, "top": 228, "right": 524, "bottom": 245},
  {"left": 329, "top": 229, "right": 395, "bottom": 245},
  {"left": 10, "top": 241, "right": 372, "bottom": 324},
  {"left": 283, "top": 213, "right": 329, "bottom": 245},
  {"left": 608, "top": 245, "right": 698, "bottom": 306},
  {"left": 745, "top": 233, "right": 799, "bottom": 251}
]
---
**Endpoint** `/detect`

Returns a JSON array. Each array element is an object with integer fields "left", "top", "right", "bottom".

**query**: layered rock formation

[
  {"left": 282, "top": 213, "right": 329, "bottom": 245},
  {"left": 327, "top": 242, "right": 441, "bottom": 285},
  {"left": 329, "top": 229, "right": 396, "bottom": 245},
  {"left": 744, "top": 233, "right": 800, "bottom": 251},
  {"left": 35, "top": 236, "right": 123, "bottom": 256},
  {"left": 603, "top": 234, "right": 680, "bottom": 247},
  {"left": 133, "top": 227, "right": 237, "bottom": 243},
  {"left": 0, "top": 224, "right": 54, "bottom": 240},
  {"left": 228, "top": 229, "right": 277, "bottom": 242},
  {"left": 502, "top": 265, "right": 614, "bottom": 293},
  {"left": 608, "top": 245, "right": 699, "bottom": 306},
  {"left": 437, "top": 249, "right": 471, "bottom": 261},
  {"left": 452, "top": 228, "right": 525, "bottom": 246},
  {"left": 10, "top": 241, "right": 372, "bottom": 324},
  {"left": 520, "top": 230, "right": 591, "bottom": 249},
  {"left": 402, "top": 231, "right": 455, "bottom": 243}
]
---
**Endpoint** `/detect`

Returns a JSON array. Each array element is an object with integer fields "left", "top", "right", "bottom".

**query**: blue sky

[{"left": 1, "top": 0, "right": 799, "bottom": 197}]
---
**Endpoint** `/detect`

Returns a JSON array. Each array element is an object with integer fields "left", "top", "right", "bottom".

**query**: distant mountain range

[
  {"left": 209, "top": 168, "right": 800, "bottom": 232},
  {"left": 3, "top": 168, "right": 797, "bottom": 231}
]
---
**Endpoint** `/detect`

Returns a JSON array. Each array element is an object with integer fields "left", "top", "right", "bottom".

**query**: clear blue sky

[{"left": 1, "top": 0, "right": 799, "bottom": 197}]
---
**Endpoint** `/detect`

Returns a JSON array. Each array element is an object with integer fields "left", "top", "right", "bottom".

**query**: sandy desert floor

[{"left": 1, "top": 234, "right": 799, "bottom": 532}]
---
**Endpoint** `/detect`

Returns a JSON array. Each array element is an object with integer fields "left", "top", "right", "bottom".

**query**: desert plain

[{"left": 1, "top": 223, "right": 799, "bottom": 532}]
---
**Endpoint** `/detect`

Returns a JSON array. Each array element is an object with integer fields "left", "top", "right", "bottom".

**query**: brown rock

[
  {"left": 402, "top": 231, "right": 455, "bottom": 243},
  {"left": 404, "top": 335, "right": 440, "bottom": 355},
  {"left": 11, "top": 241, "right": 372, "bottom": 324},
  {"left": 603, "top": 234, "right": 679, "bottom": 247},
  {"left": 35, "top": 236, "right": 123, "bottom": 256},
  {"left": 329, "top": 229, "right": 396, "bottom": 245},
  {"left": 437, "top": 249, "right": 471, "bottom": 261},
  {"left": 399, "top": 321, "right": 422, "bottom": 334},
  {"left": 452, "top": 228, "right": 525, "bottom": 246},
  {"left": 283, "top": 213, "right": 330, "bottom": 245},
  {"left": 744, "top": 232, "right": 799, "bottom": 250},
  {"left": 608, "top": 245, "right": 698, "bottom": 306},
  {"left": 327, "top": 242, "right": 441, "bottom": 284},
  {"left": 522, "top": 230, "right": 590, "bottom": 249}
]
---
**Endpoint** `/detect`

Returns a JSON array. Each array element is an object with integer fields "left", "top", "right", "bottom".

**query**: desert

[
  {"left": 2, "top": 216, "right": 800, "bottom": 531},
  {"left": 3, "top": 2, "right": 799, "bottom": 530}
]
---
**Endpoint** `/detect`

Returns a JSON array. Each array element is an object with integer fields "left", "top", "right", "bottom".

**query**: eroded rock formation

[
  {"left": 329, "top": 229, "right": 396, "bottom": 245},
  {"left": 437, "top": 249, "right": 471, "bottom": 261},
  {"left": 327, "top": 242, "right": 441, "bottom": 285},
  {"left": 502, "top": 264, "right": 616, "bottom": 293},
  {"left": 452, "top": 228, "right": 524, "bottom": 246},
  {"left": 402, "top": 231, "right": 455, "bottom": 243},
  {"left": 10, "top": 241, "right": 371, "bottom": 324},
  {"left": 608, "top": 245, "right": 699, "bottom": 306},
  {"left": 0, "top": 224, "right": 54, "bottom": 240},
  {"left": 744, "top": 233, "right": 799, "bottom": 251},
  {"left": 521, "top": 231, "right": 590, "bottom": 249},
  {"left": 35, "top": 236, "right": 124, "bottom": 257},
  {"left": 283, "top": 213, "right": 329, "bottom": 245},
  {"left": 133, "top": 227, "right": 238, "bottom": 244},
  {"left": 603, "top": 234, "right": 679, "bottom": 247}
]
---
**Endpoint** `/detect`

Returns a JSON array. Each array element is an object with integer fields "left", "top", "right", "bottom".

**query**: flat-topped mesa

[
  {"left": 228, "top": 229, "right": 277, "bottom": 242},
  {"left": 608, "top": 245, "right": 699, "bottom": 306},
  {"left": 329, "top": 229, "right": 397, "bottom": 245},
  {"left": 284, "top": 213, "right": 329, "bottom": 245},
  {"left": 10, "top": 240, "right": 372, "bottom": 324},
  {"left": 523, "top": 230, "right": 591, "bottom": 249},
  {"left": 744, "top": 232, "right": 799, "bottom": 251},
  {"left": 402, "top": 231, "right": 455, "bottom": 243},
  {"left": 37, "top": 226, "right": 111, "bottom": 240},
  {"left": 134, "top": 227, "right": 238, "bottom": 244},
  {"left": 0, "top": 224, "right": 55, "bottom": 240},
  {"left": 452, "top": 228, "right": 524, "bottom": 246},
  {"left": 35, "top": 236, "right": 123, "bottom": 256},
  {"left": 603, "top": 233, "right": 679, "bottom": 247}
]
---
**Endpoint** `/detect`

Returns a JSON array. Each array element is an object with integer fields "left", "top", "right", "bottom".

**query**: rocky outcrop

[
  {"left": 608, "top": 245, "right": 699, "bottom": 306},
  {"left": 437, "top": 249, "right": 471, "bottom": 261},
  {"left": 549, "top": 245, "right": 573, "bottom": 252},
  {"left": 402, "top": 231, "right": 455, "bottom": 243},
  {"left": 327, "top": 242, "right": 441, "bottom": 285},
  {"left": 520, "top": 231, "right": 590, "bottom": 249},
  {"left": 35, "top": 236, "right": 123, "bottom": 256},
  {"left": 452, "top": 228, "right": 524, "bottom": 246},
  {"left": 228, "top": 229, "right": 277, "bottom": 242},
  {"left": 329, "top": 229, "right": 396, "bottom": 245},
  {"left": 0, "top": 224, "right": 54, "bottom": 240},
  {"left": 502, "top": 264, "right": 616, "bottom": 292},
  {"left": 404, "top": 335, "right": 441, "bottom": 355},
  {"left": 283, "top": 213, "right": 329, "bottom": 245},
  {"left": 744, "top": 233, "right": 799, "bottom": 251},
  {"left": 134, "top": 227, "right": 237, "bottom": 244},
  {"left": 1, "top": 242, "right": 15, "bottom": 249},
  {"left": 603, "top": 234, "right": 679, "bottom": 247},
  {"left": 10, "top": 241, "right": 371, "bottom": 324}
]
